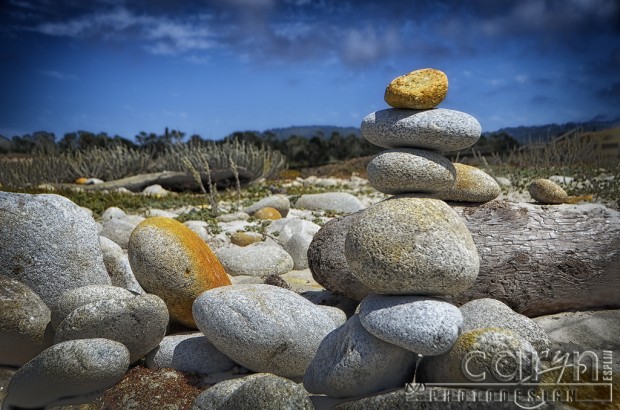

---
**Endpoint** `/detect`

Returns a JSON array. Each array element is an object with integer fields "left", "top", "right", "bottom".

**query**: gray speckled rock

[
  {"left": 101, "top": 206, "right": 127, "bottom": 221},
  {"left": 183, "top": 220, "right": 211, "bottom": 242},
  {"left": 282, "top": 232, "right": 314, "bottom": 270},
  {"left": 304, "top": 315, "right": 417, "bottom": 399},
  {"left": 54, "top": 294, "right": 168, "bottom": 363},
  {"left": 295, "top": 193, "right": 364, "bottom": 214},
  {"left": 416, "top": 328, "right": 538, "bottom": 385},
  {"left": 436, "top": 163, "right": 500, "bottom": 203},
  {"left": 216, "top": 243, "right": 294, "bottom": 277},
  {"left": 193, "top": 373, "right": 313, "bottom": 410},
  {"left": 267, "top": 218, "right": 321, "bottom": 245},
  {"left": 345, "top": 196, "right": 479, "bottom": 295},
  {"left": 359, "top": 295, "right": 462, "bottom": 355},
  {"left": 244, "top": 195, "right": 290, "bottom": 217},
  {"left": 193, "top": 284, "right": 338, "bottom": 378},
  {"left": 528, "top": 178, "right": 568, "bottom": 204},
  {"left": 367, "top": 149, "right": 456, "bottom": 194},
  {"left": 100, "top": 213, "right": 145, "bottom": 249},
  {"left": 50, "top": 284, "right": 135, "bottom": 330},
  {"left": 99, "top": 237, "right": 145, "bottom": 294},
  {"left": 0, "top": 192, "right": 111, "bottom": 310},
  {"left": 307, "top": 213, "right": 373, "bottom": 301},
  {"left": 216, "top": 212, "right": 251, "bottom": 222},
  {"left": 0, "top": 275, "right": 53, "bottom": 367},
  {"left": 145, "top": 331, "right": 236, "bottom": 374},
  {"left": 361, "top": 108, "right": 481, "bottom": 151},
  {"left": 3, "top": 338, "right": 129, "bottom": 409},
  {"left": 460, "top": 298, "right": 550, "bottom": 352},
  {"left": 319, "top": 305, "right": 348, "bottom": 327}
]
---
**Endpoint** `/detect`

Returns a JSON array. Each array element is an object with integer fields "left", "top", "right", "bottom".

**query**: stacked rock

[{"left": 304, "top": 69, "right": 502, "bottom": 399}]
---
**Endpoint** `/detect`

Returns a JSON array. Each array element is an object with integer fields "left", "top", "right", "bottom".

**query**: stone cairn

[{"left": 304, "top": 68, "right": 544, "bottom": 400}]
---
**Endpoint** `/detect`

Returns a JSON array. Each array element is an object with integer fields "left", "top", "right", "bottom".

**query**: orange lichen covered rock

[
  {"left": 128, "top": 217, "right": 231, "bottom": 328},
  {"left": 253, "top": 207, "right": 282, "bottom": 220},
  {"left": 230, "top": 231, "right": 263, "bottom": 247},
  {"left": 75, "top": 177, "right": 89, "bottom": 184},
  {"left": 384, "top": 68, "right": 448, "bottom": 109}
]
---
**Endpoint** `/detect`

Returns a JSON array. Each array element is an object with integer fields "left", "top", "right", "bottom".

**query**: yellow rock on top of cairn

[
  {"left": 128, "top": 217, "right": 231, "bottom": 328},
  {"left": 384, "top": 68, "right": 448, "bottom": 109}
]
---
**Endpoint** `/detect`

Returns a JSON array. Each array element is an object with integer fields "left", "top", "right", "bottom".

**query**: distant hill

[
  {"left": 487, "top": 117, "right": 620, "bottom": 144},
  {"left": 0, "top": 135, "right": 12, "bottom": 152},
  {"left": 263, "top": 125, "right": 362, "bottom": 140}
]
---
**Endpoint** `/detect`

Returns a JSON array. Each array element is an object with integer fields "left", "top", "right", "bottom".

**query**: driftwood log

[
  {"left": 450, "top": 200, "right": 620, "bottom": 317},
  {"left": 57, "top": 169, "right": 255, "bottom": 192}
]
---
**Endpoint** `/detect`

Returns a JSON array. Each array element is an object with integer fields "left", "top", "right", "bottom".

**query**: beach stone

[
  {"left": 0, "top": 192, "right": 111, "bottom": 310},
  {"left": 384, "top": 68, "right": 448, "bottom": 109},
  {"left": 145, "top": 331, "right": 236, "bottom": 374},
  {"left": 101, "top": 366, "right": 200, "bottom": 410},
  {"left": 0, "top": 275, "right": 53, "bottom": 367},
  {"left": 216, "top": 211, "right": 251, "bottom": 222},
  {"left": 51, "top": 284, "right": 134, "bottom": 330},
  {"left": 101, "top": 206, "right": 127, "bottom": 221},
  {"left": 3, "top": 339, "right": 130, "bottom": 409},
  {"left": 295, "top": 192, "right": 364, "bottom": 214},
  {"left": 144, "top": 208, "right": 179, "bottom": 218},
  {"left": 495, "top": 176, "right": 512, "bottom": 187},
  {"left": 319, "top": 306, "right": 347, "bottom": 327},
  {"left": 359, "top": 295, "right": 463, "bottom": 355},
  {"left": 216, "top": 243, "right": 294, "bottom": 278},
  {"left": 304, "top": 315, "right": 417, "bottom": 399},
  {"left": 244, "top": 195, "right": 290, "bottom": 217},
  {"left": 75, "top": 177, "right": 88, "bottom": 184},
  {"left": 416, "top": 328, "right": 538, "bottom": 385},
  {"left": 193, "top": 284, "right": 338, "bottom": 378},
  {"left": 252, "top": 207, "right": 282, "bottom": 220},
  {"left": 54, "top": 294, "right": 169, "bottom": 363},
  {"left": 344, "top": 196, "right": 479, "bottom": 295},
  {"left": 528, "top": 178, "right": 568, "bottom": 204},
  {"left": 367, "top": 148, "right": 456, "bottom": 194},
  {"left": 100, "top": 213, "right": 145, "bottom": 249},
  {"left": 193, "top": 373, "right": 313, "bottom": 410},
  {"left": 549, "top": 175, "right": 575, "bottom": 185},
  {"left": 230, "top": 231, "right": 263, "bottom": 247},
  {"left": 460, "top": 298, "right": 550, "bottom": 352},
  {"left": 128, "top": 217, "right": 231, "bottom": 328},
  {"left": 143, "top": 184, "right": 169, "bottom": 196},
  {"left": 0, "top": 368, "right": 16, "bottom": 405},
  {"left": 281, "top": 232, "right": 314, "bottom": 270},
  {"left": 183, "top": 220, "right": 211, "bottom": 242},
  {"left": 99, "top": 236, "right": 145, "bottom": 294},
  {"left": 361, "top": 108, "right": 481, "bottom": 151},
  {"left": 435, "top": 163, "right": 500, "bottom": 203},
  {"left": 266, "top": 218, "right": 321, "bottom": 244},
  {"left": 307, "top": 213, "right": 373, "bottom": 301}
]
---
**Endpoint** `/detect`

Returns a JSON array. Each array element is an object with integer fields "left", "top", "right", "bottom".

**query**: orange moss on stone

[
  {"left": 130, "top": 217, "right": 231, "bottom": 328},
  {"left": 384, "top": 68, "right": 448, "bottom": 109},
  {"left": 253, "top": 207, "right": 282, "bottom": 220},
  {"left": 75, "top": 177, "right": 88, "bottom": 184}
]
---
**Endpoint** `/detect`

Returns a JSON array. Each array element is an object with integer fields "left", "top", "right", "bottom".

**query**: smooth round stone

[
  {"left": 384, "top": 68, "right": 448, "bottom": 109},
  {"left": 128, "top": 217, "right": 232, "bottom": 328},
  {"left": 0, "top": 275, "right": 53, "bottom": 367},
  {"left": 230, "top": 231, "right": 263, "bottom": 247},
  {"left": 295, "top": 193, "right": 364, "bottom": 214},
  {"left": 528, "top": 178, "right": 568, "bottom": 204},
  {"left": 361, "top": 108, "right": 481, "bottom": 151},
  {"left": 319, "top": 305, "right": 348, "bottom": 327},
  {"left": 3, "top": 339, "right": 130, "bottom": 409},
  {"left": 216, "top": 243, "right": 294, "bottom": 278},
  {"left": 344, "top": 197, "right": 479, "bottom": 295},
  {"left": 193, "top": 373, "right": 313, "bottom": 410},
  {"left": 303, "top": 315, "right": 417, "bottom": 399},
  {"left": 0, "top": 193, "right": 111, "bottom": 310},
  {"left": 51, "top": 284, "right": 135, "bottom": 330},
  {"left": 100, "top": 213, "right": 145, "bottom": 249},
  {"left": 216, "top": 212, "right": 251, "bottom": 222},
  {"left": 253, "top": 207, "right": 282, "bottom": 220},
  {"left": 145, "top": 331, "right": 236, "bottom": 374},
  {"left": 142, "top": 184, "right": 169, "bottom": 196},
  {"left": 192, "top": 284, "right": 338, "bottom": 378},
  {"left": 281, "top": 232, "right": 314, "bottom": 270},
  {"left": 196, "top": 374, "right": 312, "bottom": 410},
  {"left": 54, "top": 294, "right": 169, "bottom": 363},
  {"left": 244, "top": 195, "right": 290, "bottom": 217},
  {"left": 307, "top": 213, "right": 373, "bottom": 301},
  {"left": 460, "top": 298, "right": 550, "bottom": 352},
  {"left": 435, "top": 163, "right": 500, "bottom": 202},
  {"left": 266, "top": 218, "right": 321, "bottom": 245},
  {"left": 358, "top": 295, "right": 463, "bottom": 355},
  {"left": 416, "top": 328, "right": 538, "bottom": 385},
  {"left": 99, "top": 236, "right": 145, "bottom": 294},
  {"left": 367, "top": 149, "right": 456, "bottom": 194}
]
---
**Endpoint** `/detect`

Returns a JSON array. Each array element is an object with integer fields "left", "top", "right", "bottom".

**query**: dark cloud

[{"left": 597, "top": 81, "right": 620, "bottom": 104}]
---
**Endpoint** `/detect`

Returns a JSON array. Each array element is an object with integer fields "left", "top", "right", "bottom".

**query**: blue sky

[{"left": 1, "top": 0, "right": 619, "bottom": 140}]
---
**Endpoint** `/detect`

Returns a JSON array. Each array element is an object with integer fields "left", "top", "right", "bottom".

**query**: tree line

[{"left": 0, "top": 128, "right": 520, "bottom": 168}]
